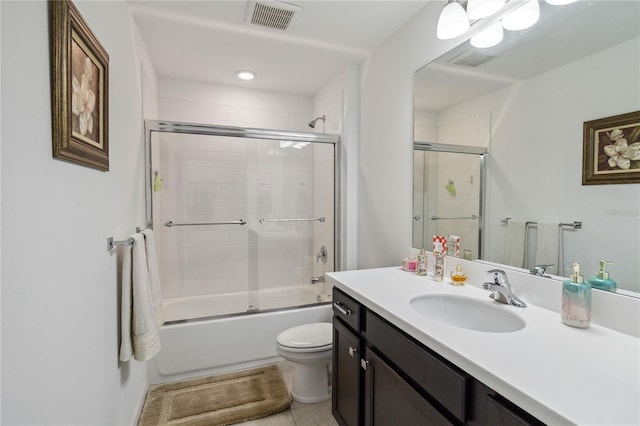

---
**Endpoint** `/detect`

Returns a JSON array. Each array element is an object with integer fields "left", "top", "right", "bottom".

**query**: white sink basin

[{"left": 409, "top": 294, "right": 525, "bottom": 333}]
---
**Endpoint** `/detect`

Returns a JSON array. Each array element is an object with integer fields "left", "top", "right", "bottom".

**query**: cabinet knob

[{"left": 348, "top": 346, "right": 357, "bottom": 357}]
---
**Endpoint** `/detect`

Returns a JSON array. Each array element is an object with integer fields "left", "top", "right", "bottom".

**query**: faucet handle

[{"left": 530, "top": 264, "right": 553, "bottom": 276}]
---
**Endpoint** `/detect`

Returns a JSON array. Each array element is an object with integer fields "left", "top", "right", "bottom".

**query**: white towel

[
  {"left": 119, "top": 243, "right": 133, "bottom": 362},
  {"left": 504, "top": 220, "right": 527, "bottom": 268},
  {"left": 120, "top": 233, "right": 161, "bottom": 362},
  {"left": 142, "top": 229, "right": 164, "bottom": 327},
  {"left": 534, "top": 222, "right": 560, "bottom": 275}
]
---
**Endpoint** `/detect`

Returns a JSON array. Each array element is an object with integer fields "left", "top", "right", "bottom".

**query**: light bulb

[
  {"left": 437, "top": 0, "right": 470, "bottom": 40},
  {"left": 502, "top": 0, "right": 540, "bottom": 31},
  {"left": 467, "top": 0, "right": 506, "bottom": 20},
  {"left": 471, "top": 22, "right": 504, "bottom": 48}
]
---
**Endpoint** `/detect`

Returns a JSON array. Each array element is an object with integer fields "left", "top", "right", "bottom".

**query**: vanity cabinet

[{"left": 332, "top": 288, "right": 544, "bottom": 426}]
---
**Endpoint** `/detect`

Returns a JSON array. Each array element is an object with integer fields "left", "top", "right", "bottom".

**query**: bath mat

[{"left": 138, "top": 365, "right": 292, "bottom": 425}]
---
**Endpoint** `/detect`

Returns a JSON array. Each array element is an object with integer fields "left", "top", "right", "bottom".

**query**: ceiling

[{"left": 129, "top": 0, "right": 429, "bottom": 96}]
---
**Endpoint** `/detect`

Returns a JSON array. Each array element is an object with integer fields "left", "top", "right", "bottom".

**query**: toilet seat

[{"left": 276, "top": 322, "right": 332, "bottom": 352}]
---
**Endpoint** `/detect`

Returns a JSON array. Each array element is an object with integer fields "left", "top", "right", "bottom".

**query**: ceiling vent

[
  {"left": 244, "top": 1, "right": 302, "bottom": 32},
  {"left": 448, "top": 50, "right": 496, "bottom": 67}
]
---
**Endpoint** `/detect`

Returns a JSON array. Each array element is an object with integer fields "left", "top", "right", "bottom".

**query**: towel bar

[
  {"left": 501, "top": 217, "right": 582, "bottom": 229},
  {"left": 107, "top": 227, "right": 142, "bottom": 251}
]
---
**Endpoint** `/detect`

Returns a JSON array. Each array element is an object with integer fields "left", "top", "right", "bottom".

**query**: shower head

[{"left": 308, "top": 115, "right": 326, "bottom": 129}]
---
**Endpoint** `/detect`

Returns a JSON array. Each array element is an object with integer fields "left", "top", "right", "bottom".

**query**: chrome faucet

[
  {"left": 530, "top": 264, "right": 553, "bottom": 277},
  {"left": 482, "top": 269, "right": 527, "bottom": 308}
]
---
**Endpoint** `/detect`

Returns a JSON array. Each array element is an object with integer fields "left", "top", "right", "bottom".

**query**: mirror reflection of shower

[{"left": 308, "top": 115, "right": 326, "bottom": 132}]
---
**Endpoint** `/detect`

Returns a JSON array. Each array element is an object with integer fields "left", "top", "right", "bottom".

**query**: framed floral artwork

[
  {"left": 582, "top": 111, "right": 640, "bottom": 185},
  {"left": 51, "top": 0, "right": 109, "bottom": 171}
]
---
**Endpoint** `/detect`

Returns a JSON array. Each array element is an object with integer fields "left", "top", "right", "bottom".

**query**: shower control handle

[{"left": 333, "top": 302, "right": 351, "bottom": 316}]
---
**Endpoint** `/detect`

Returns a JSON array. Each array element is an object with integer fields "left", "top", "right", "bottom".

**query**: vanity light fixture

[
  {"left": 470, "top": 21, "right": 504, "bottom": 48},
  {"left": 436, "top": 0, "right": 470, "bottom": 40},
  {"left": 501, "top": 0, "right": 540, "bottom": 31},
  {"left": 467, "top": 0, "right": 506, "bottom": 20},
  {"left": 236, "top": 70, "right": 256, "bottom": 80}
]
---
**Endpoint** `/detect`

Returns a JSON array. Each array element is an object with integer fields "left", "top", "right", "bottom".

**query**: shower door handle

[{"left": 165, "top": 220, "right": 247, "bottom": 227}]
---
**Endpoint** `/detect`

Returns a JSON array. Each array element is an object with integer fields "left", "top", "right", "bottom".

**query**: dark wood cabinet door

[
  {"left": 364, "top": 348, "right": 454, "bottom": 426},
  {"left": 332, "top": 318, "right": 362, "bottom": 426}
]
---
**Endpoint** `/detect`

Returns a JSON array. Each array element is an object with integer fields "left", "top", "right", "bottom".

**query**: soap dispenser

[
  {"left": 561, "top": 263, "right": 591, "bottom": 328},
  {"left": 588, "top": 260, "right": 617, "bottom": 292}
]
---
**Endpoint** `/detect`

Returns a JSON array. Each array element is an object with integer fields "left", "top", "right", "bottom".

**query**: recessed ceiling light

[{"left": 237, "top": 70, "right": 256, "bottom": 80}]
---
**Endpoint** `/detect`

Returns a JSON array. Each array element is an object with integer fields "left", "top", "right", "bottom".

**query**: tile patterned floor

[{"left": 238, "top": 362, "right": 338, "bottom": 426}]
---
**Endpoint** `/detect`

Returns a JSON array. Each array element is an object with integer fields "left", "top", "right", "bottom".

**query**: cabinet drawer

[
  {"left": 486, "top": 394, "right": 545, "bottom": 426},
  {"left": 333, "top": 288, "right": 361, "bottom": 332},
  {"left": 366, "top": 311, "right": 469, "bottom": 423}
]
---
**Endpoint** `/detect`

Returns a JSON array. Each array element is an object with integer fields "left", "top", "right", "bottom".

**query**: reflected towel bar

[
  {"left": 165, "top": 220, "right": 247, "bottom": 227},
  {"left": 501, "top": 217, "right": 582, "bottom": 229},
  {"left": 259, "top": 217, "right": 325, "bottom": 224},
  {"left": 430, "top": 215, "right": 479, "bottom": 221}
]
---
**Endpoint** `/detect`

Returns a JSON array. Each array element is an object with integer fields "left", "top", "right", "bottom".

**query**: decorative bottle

[
  {"left": 433, "top": 242, "right": 445, "bottom": 282},
  {"left": 588, "top": 260, "right": 617, "bottom": 292},
  {"left": 416, "top": 249, "right": 428, "bottom": 276},
  {"left": 561, "top": 263, "right": 591, "bottom": 328},
  {"left": 450, "top": 264, "right": 467, "bottom": 286}
]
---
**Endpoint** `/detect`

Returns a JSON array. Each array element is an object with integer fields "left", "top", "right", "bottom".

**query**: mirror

[{"left": 414, "top": 0, "right": 640, "bottom": 296}]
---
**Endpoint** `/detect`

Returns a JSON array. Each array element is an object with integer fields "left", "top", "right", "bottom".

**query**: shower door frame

[
  {"left": 144, "top": 119, "right": 342, "bottom": 271},
  {"left": 413, "top": 141, "right": 487, "bottom": 259}
]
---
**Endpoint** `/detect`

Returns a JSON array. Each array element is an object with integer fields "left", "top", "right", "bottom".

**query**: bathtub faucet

[{"left": 311, "top": 276, "right": 325, "bottom": 284}]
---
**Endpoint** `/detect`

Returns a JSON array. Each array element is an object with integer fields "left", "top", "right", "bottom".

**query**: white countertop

[{"left": 327, "top": 267, "right": 640, "bottom": 426}]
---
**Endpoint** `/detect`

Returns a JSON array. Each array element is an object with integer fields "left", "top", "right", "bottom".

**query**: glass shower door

[{"left": 254, "top": 140, "right": 335, "bottom": 311}]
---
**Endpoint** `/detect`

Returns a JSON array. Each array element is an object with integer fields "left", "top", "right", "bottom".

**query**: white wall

[
  {"left": 1, "top": 1, "right": 155, "bottom": 424},
  {"left": 312, "top": 64, "right": 360, "bottom": 270},
  {"left": 357, "top": 1, "right": 463, "bottom": 268}
]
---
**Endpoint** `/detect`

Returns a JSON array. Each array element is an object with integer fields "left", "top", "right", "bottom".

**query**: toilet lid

[{"left": 276, "top": 322, "right": 332, "bottom": 349}]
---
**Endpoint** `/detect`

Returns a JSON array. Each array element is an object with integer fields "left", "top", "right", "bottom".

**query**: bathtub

[{"left": 149, "top": 286, "right": 333, "bottom": 384}]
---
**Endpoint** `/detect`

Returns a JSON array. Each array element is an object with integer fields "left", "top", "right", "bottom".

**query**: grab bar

[
  {"left": 430, "top": 215, "right": 479, "bottom": 221},
  {"left": 259, "top": 217, "right": 325, "bottom": 224},
  {"left": 165, "top": 220, "right": 246, "bottom": 227}
]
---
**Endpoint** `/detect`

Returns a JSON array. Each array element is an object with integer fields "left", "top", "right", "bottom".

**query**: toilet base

[{"left": 291, "top": 363, "right": 331, "bottom": 403}]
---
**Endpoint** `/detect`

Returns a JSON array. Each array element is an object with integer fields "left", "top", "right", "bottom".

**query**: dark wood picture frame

[
  {"left": 51, "top": 0, "right": 109, "bottom": 171},
  {"left": 582, "top": 111, "right": 640, "bottom": 185}
]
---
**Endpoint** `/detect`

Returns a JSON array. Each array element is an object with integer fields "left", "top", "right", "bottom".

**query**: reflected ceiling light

[
  {"left": 545, "top": 0, "right": 578, "bottom": 5},
  {"left": 470, "top": 22, "right": 504, "bottom": 48},
  {"left": 236, "top": 70, "right": 255, "bottom": 80},
  {"left": 436, "top": 0, "right": 470, "bottom": 40},
  {"left": 502, "top": 0, "right": 540, "bottom": 31},
  {"left": 467, "top": 0, "right": 505, "bottom": 20}
]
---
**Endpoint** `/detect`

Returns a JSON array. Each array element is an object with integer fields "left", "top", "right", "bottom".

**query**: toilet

[{"left": 276, "top": 322, "right": 333, "bottom": 403}]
